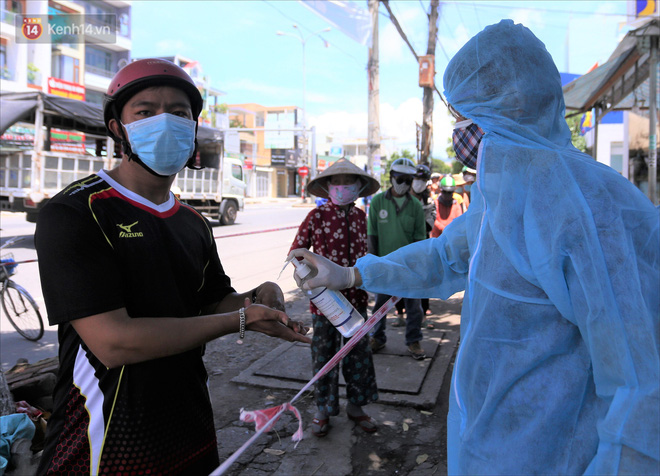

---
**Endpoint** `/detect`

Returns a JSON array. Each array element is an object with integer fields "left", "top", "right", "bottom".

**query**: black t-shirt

[{"left": 35, "top": 170, "right": 234, "bottom": 475}]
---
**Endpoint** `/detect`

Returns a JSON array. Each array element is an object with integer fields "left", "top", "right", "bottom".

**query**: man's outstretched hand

[{"left": 244, "top": 299, "right": 310, "bottom": 344}]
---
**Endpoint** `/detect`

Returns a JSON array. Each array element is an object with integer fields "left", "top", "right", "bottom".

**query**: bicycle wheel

[{"left": 1, "top": 280, "right": 44, "bottom": 341}]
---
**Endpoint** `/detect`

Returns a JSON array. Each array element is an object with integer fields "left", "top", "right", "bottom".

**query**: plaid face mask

[{"left": 452, "top": 119, "right": 484, "bottom": 169}]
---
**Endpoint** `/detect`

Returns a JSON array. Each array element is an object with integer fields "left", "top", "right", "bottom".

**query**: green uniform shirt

[{"left": 367, "top": 189, "right": 427, "bottom": 256}]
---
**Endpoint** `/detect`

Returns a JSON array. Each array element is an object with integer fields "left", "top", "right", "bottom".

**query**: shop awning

[
  {"left": 562, "top": 18, "right": 658, "bottom": 117},
  {"left": 0, "top": 91, "right": 224, "bottom": 146}
]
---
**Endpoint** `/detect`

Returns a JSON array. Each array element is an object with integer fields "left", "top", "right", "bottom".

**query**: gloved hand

[{"left": 286, "top": 248, "right": 357, "bottom": 291}]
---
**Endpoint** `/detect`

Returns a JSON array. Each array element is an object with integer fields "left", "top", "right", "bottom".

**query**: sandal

[
  {"left": 392, "top": 316, "right": 406, "bottom": 327},
  {"left": 311, "top": 417, "right": 329, "bottom": 437},
  {"left": 348, "top": 413, "right": 378, "bottom": 433}
]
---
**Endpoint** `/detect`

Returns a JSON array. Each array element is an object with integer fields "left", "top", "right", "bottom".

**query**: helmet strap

[{"left": 185, "top": 122, "right": 202, "bottom": 170}]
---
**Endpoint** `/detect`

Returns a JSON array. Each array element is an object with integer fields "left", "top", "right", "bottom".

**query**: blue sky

[{"left": 131, "top": 0, "right": 634, "bottom": 158}]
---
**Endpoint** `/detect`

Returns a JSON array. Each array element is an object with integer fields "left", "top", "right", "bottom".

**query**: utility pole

[
  {"left": 367, "top": 0, "right": 380, "bottom": 175},
  {"left": 648, "top": 33, "right": 657, "bottom": 205},
  {"left": 420, "top": 0, "right": 439, "bottom": 165}
]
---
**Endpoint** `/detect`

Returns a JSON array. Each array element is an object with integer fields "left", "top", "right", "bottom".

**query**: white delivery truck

[
  {"left": 171, "top": 153, "right": 246, "bottom": 225},
  {"left": 0, "top": 91, "right": 246, "bottom": 224}
]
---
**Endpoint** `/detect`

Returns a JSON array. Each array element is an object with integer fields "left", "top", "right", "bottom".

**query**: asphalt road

[{"left": 0, "top": 200, "right": 313, "bottom": 371}]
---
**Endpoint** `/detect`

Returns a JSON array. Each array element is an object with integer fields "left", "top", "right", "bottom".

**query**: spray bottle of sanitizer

[{"left": 291, "top": 259, "right": 364, "bottom": 338}]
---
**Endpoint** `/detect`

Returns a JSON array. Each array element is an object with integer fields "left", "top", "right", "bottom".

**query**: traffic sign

[{"left": 298, "top": 166, "right": 309, "bottom": 177}]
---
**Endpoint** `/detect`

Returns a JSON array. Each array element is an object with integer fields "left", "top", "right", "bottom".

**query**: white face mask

[
  {"left": 392, "top": 179, "right": 411, "bottom": 195},
  {"left": 412, "top": 179, "right": 428, "bottom": 194}
]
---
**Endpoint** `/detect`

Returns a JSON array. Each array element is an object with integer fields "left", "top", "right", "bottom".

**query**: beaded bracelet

[{"left": 237, "top": 307, "right": 246, "bottom": 344}]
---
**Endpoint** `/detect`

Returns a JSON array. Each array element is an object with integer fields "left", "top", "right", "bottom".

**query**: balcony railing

[
  {"left": 27, "top": 71, "right": 42, "bottom": 86},
  {"left": 1, "top": 67, "right": 15, "bottom": 81},
  {"left": 85, "top": 64, "right": 115, "bottom": 78},
  {"left": 84, "top": 15, "right": 130, "bottom": 39},
  {"left": 1, "top": 8, "right": 17, "bottom": 25}
]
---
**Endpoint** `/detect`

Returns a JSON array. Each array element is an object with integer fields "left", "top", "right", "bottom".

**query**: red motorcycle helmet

[{"left": 103, "top": 58, "right": 204, "bottom": 142}]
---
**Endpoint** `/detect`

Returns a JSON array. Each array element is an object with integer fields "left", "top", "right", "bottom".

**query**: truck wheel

[{"left": 220, "top": 201, "right": 237, "bottom": 225}]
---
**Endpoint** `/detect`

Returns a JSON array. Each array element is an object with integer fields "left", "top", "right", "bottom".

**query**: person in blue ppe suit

[{"left": 289, "top": 20, "right": 659, "bottom": 475}]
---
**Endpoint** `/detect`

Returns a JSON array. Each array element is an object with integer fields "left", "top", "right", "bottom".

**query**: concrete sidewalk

[
  {"left": 233, "top": 300, "right": 460, "bottom": 409},
  {"left": 209, "top": 291, "right": 462, "bottom": 475}
]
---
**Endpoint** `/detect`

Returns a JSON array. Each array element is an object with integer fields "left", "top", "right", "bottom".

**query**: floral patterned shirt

[{"left": 289, "top": 201, "right": 369, "bottom": 315}]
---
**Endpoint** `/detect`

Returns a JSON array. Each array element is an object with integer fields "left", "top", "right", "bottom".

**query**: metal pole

[
  {"left": 421, "top": 0, "right": 439, "bottom": 165},
  {"left": 648, "top": 35, "right": 658, "bottom": 205},
  {"left": 367, "top": 0, "right": 380, "bottom": 175},
  {"left": 105, "top": 137, "right": 115, "bottom": 170},
  {"left": 592, "top": 106, "right": 599, "bottom": 160},
  {"left": 34, "top": 93, "right": 44, "bottom": 157},
  {"left": 302, "top": 38, "right": 307, "bottom": 133},
  {"left": 32, "top": 93, "right": 45, "bottom": 194},
  {"left": 311, "top": 125, "right": 317, "bottom": 179}
]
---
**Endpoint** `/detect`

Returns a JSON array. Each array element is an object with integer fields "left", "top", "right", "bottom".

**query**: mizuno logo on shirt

[{"left": 117, "top": 221, "right": 143, "bottom": 238}]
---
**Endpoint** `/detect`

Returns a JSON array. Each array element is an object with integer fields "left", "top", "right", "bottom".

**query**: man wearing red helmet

[{"left": 34, "top": 59, "right": 310, "bottom": 475}]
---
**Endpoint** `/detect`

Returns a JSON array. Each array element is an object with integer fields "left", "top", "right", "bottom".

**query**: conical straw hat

[{"left": 308, "top": 158, "right": 380, "bottom": 198}]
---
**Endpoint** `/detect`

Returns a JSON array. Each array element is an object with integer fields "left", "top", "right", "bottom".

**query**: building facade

[
  {"left": 228, "top": 103, "right": 306, "bottom": 198},
  {"left": 1, "top": 0, "right": 131, "bottom": 104}
]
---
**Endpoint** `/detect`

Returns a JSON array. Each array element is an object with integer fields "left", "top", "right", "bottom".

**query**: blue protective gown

[{"left": 356, "top": 20, "right": 659, "bottom": 475}]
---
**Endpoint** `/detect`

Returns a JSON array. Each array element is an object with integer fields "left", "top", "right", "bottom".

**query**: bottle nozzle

[
  {"left": 278, "top": 257, "right": 312, "bottom": 280},
  {"left": 291, "top": 258, "right": 312, "bottom": 279}
]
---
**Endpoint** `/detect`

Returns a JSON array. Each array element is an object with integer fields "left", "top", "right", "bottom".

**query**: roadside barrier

[{"left": 211, "top": 296, "right": 401, "bottom": 476}]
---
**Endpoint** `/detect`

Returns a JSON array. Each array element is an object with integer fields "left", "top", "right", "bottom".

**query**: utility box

[{"left": 419, "top": 55, "right": 435, "bottom": 88}]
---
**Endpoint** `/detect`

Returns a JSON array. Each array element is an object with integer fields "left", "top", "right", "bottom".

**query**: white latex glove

[{"left": 286, "top": 248, "right": 356, "bottom": 291}]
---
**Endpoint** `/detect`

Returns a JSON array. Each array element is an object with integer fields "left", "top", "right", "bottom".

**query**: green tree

[
  {"left": 377, "top": 149, "right": 416, "bottom": 190},
  {"left": 566, "top": 114, "right": 587, "bottom": 152},
  {"left": 430, "top": 158, "right": 451, "bottom": 174},
  {"left": 229, "top": 118, "right": 244, "bottom": 128},
  {"left": 450, "top": 160, "right": 463, "bottom": 174},
  {"left": 384, "top": 149, "right": 415, "bottom": 173},
  {"left": 445, "top": 135, "right": 456, "bottom": 161}
]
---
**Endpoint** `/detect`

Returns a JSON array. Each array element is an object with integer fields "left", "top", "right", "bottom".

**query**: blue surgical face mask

[{"left": 122, "top": 113, "right": 196, "bottom": 176}]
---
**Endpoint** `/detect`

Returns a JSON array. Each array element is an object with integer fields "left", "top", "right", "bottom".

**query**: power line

[
  {"left": 435, "top": 3, "right": 451, "bottom": 62},
  {"left": 262, "top": 0, "right": 364, "bottom": 67},
  {"left": 471, "top": 2, "right": 482, "bottom": 30},
  {"left": 446, "top": 1, "right": 628, "bottom": 18},
  {"left": 390, "top": 0, "right": 424, "bottom": 55},
  {"left": 452, "top": 1, "right": 467, "bottom": 30},
  {"left": 419, "top": 0, "right": 428, "bottom": 18},
  {"left": 382, "top": 0, "right": 419, "bottom": 61},
  {"left": 381, "top": 0, "right": 448, "bottom": 107}
]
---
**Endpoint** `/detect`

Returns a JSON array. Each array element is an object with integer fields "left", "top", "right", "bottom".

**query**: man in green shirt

[{"left": 368, "top": 158, "right": 427, "bottom": 359}]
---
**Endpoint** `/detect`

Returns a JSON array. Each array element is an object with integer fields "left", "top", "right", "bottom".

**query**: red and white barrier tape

[
  {"left": 211, "top": 295, "right": 401, "bottom": 476},
  {"left": 213, "top": 225, "right": 299, "bottom": 240},
  {"left": 1, "top": 226, "right": 300, "bottom": 266},
  {"left": 0, "top": 258, "right": 38, "bottom": 266}
]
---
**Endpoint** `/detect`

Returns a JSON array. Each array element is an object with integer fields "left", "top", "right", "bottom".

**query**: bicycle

[{"left": 1, "top": 237, "right": 44, "bottom": 341}]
